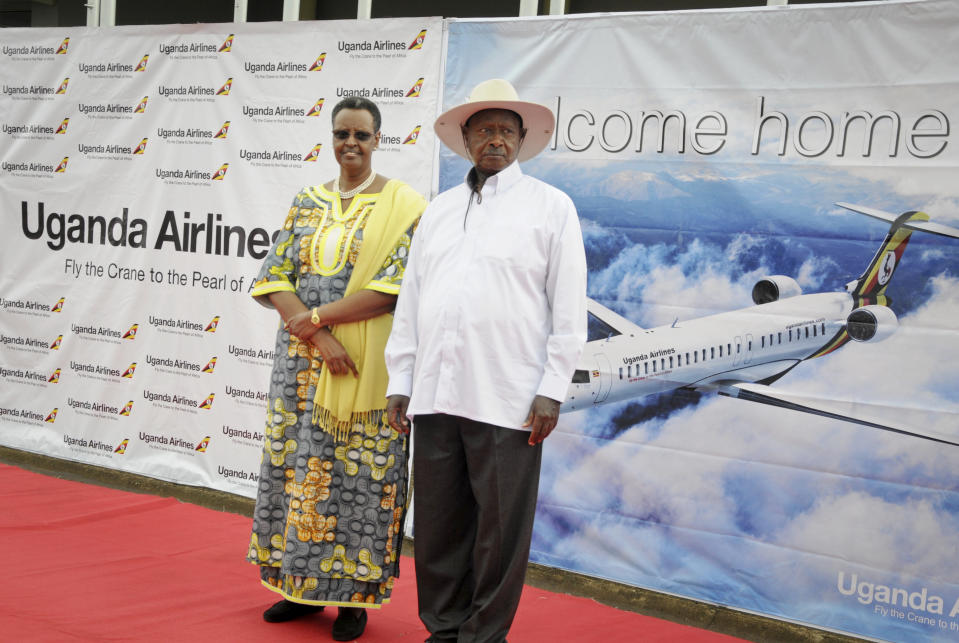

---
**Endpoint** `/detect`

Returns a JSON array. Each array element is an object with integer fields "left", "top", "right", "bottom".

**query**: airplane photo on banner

[{"left": 562, "top": 203, "right": 959, "bottom": 448}]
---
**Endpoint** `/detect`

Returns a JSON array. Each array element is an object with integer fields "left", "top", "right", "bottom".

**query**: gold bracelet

[{"left": 311, "top": 307, "right": 321, "bottom": 326}]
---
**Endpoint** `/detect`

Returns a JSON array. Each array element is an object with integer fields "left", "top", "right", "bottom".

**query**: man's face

[{"left": 462, "top": 109, "right": 526, "bottom": 176}]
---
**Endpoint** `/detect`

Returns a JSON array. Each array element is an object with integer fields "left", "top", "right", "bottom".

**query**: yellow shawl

[{"left": 311, "top": 180, "right": 425, "bottom": 441}]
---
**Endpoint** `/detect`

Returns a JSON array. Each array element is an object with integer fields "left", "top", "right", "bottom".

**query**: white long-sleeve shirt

[{"left": 385, "top": 161, "right": 587, "bottom": 430}]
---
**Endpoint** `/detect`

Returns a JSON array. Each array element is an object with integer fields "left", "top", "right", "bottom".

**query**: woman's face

[{"left": 332, "top": 108, "right": 379, "bottom": 175}]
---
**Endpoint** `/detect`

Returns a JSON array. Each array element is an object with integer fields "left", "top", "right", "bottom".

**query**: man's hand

[
  {"left": 310, "top": 328, "right": 358, "bottom": 377},
  {"left": 386, "top": 395, "right": 411, "bottom": 434},
  {"left": 523, "top": 395, "right": 560, "bottom": 446}
]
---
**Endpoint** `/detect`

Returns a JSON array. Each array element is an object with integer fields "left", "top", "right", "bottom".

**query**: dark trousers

[{"left": 413, "top": 413, "right": 543, "bottom": 643}]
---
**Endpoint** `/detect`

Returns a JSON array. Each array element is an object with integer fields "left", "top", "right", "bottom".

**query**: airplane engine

[
  {"left": 846, "top": 305, "right": 898, "bottom": 342},
  {"left": 751, "top": 275, "right": 802, "bottom": 304}
]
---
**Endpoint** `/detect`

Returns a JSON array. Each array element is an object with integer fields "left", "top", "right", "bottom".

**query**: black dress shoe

[
  {"left": 262, "top": 599, "right": 324, "bottom": 622},
  {"left": 332, "top": 607, "right": 368, "bottom": 641}
]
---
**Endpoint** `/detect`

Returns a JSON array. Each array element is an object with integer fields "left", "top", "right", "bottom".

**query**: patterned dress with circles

[{"left": 247, "top": 183, "right": 416, "bottom": 607}]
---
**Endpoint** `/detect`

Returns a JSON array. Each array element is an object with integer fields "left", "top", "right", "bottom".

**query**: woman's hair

[{"left": 331, "top": 97, "right": 382, "bottom": 132}]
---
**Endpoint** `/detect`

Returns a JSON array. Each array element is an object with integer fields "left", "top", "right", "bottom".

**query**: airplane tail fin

[
  {"left": 848, "top": 209, "right": 924, "bottom": 306},
  {"left": 837, "top": 202, "right": 959, "bottom": 306}
]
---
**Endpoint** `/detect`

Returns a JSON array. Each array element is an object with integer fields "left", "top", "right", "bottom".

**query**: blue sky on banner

[{"left": 443, "top": 3, "right": 959, "bottom": 641}]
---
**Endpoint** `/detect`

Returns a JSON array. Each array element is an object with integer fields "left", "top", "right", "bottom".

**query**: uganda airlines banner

[
  {"left": 442, "top": 2, "right": 959, "bottom": 641},
  {"left": 0, "top": 19, "right": 442, "bottom": 494}
]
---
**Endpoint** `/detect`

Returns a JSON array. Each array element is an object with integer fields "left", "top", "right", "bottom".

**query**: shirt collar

[{"left": 465, "top": 161, "right": 523, "bottom": 196}]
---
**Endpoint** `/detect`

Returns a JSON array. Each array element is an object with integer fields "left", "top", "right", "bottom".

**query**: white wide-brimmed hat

[{"left": 434, "top": 78, "right": 555, "bottom": 163}]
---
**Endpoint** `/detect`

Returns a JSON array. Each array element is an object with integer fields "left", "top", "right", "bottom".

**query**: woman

[{"left": 247, "top": 97, "right": 426, "bottom": 641}]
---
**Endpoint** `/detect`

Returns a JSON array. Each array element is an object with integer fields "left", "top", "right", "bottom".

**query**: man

[{"left": 384, "top": 78, "right": 588, "bottom": 643}]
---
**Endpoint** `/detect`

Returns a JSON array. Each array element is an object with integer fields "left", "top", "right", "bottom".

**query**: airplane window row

[{"left": 611, "top": 323, "right": 829, "bottom": 381}]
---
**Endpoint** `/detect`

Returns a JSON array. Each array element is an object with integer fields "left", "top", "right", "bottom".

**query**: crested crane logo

[
  {"left": 309, "top": 53, "right": 326, "bottom": 71},
  {"left": 56, "top": 37, "right": 69, "bottom": 55},
  {"left": 195, "top": 436, "right": 211, "bottom": 452},
  {"left": 406, "top": 78, "right": 424, "bottom": 97},
  {"left": 133, "top": 138, "right": 148, "bottom": 154},
  {"left": 403, "top": 126, "right": 421, "bottom": 145},
  {"left": 219, "top": 34, "right": 234, "bottom": 52},
  {"left": 134, "top": 96, "right": 149, "bottom": 114},
  {"left": 54, "top": 157, "right": 68, "bottom": 172},
  {"left": 49, "top": 368, "right": 61, "bottom": 383},
  {"left": 203, "top": 357, "right": 218, "bottom": 373},
  {"left": 45, "top": 408, "right": 58, "bottom": 423},
  {"left": 121, "top": 363, "right": 137, "bottom": 378},
  {"left": 52, "top": 297, "right": 65, "bottom": 312},
  {"left": 56, "top": 78, "right": 69, "bottom": 94},
  {"left": 303, "top": 143, "right": 323, "bottom": 162},
  {"left": 123, "top": 324, "right": 139, "bottom": 340},
  {"left": 56, "top": 118, "right": 69, "bottom": 134},
  {"left": 409, "top": 29, "right": 427, "bottom": 50},
  {"left": 307, "top": 98, "right": 325, "bottom": 117},
  {"left": 212, "top": 163, "right": 229, "bottom": 180},
  {"left": 214, "top": 121, "right": 230, "bottom": 139},
  {"left": 205, "top": 316, "right": 220, "bottom": 332},
  {"left": 199, "top": 394, "right": 215, "bottom": 410},
  {"left": 114, "top": 438, "right": 129, "bottom": 453},
  {"left": 50, "top": 335, "right": 63, "bottom": 350},
  {"left": 134, "top": 54, "right": 149, "bottom": 72},
  {"left": 217, "top": 78, "right": 233, "bottom": 95},
  {"left": 119, "top": 401, "right": 134, "bottom": 416}
]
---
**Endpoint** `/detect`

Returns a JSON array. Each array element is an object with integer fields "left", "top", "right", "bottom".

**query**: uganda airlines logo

[
  {"left": 307, "top": 98, "right": 325, "bottom": 117},
  {"left": 309, "top": 54, "right": 326, "bottom": 71},
  {"left": 119, "top": 402, "right": 134, "bottom": 416},
  {"left": 195, "top": 436, "right": 211, "bottom": 452},
  {"left": 48, "top": 368, "right": 61, "bottom": 383},
  {"left": 219, "top": 34, "right": 234, "bottom": 52},
  {"left": 214, "top": 121, "right": 230, "bottom": 139},
  {"left": 403, "top": 126, "right": 421, "bottom": 145},
  {"left": 406, "top": 78, "right": 424, "bottom": 98},
  {"left": 303, "top": 143, "right": 322, "bottom": 162},
  {"left": 199, "top": 394, "right": 215, "bottom": 410},
  {"left": 56, "top": 78, "right": 70, "bottom": 94},
  {"left": 114, "top": 438, "right": 129, "bottom": 453},
  {"left": 54, "top": 157, "right": 68, "bottom": 172},
  {"left": 134, "top": 96, "right": 149, "bottom": 113},
  {"left": 216, "top": 78, "right": 233, "bottom": 95},
  {"left": 211, "top": 164, "right": 229, "bottom": 181},
  {"left": 51, "top": 297, "right": 65, "bottom": 312},
  {"left": 123, "top": 324, "right": 138, "bottom": 340},
  {"left": 50, "top": 335, "right": 63, "bottom": 350},
  {"left": 203, "top": 357, "right": 218, "bottom": 374},
  {"left": 45, "top": 408, "right": 58, "bottom": 423},
  {"left": 409, "top": 29, "right": 427, "bottom": 50},
  {"left": 133, "top": 138, "right": 148, "bottom": 155},
  {"left": 121, "top": 363, "right": 137, "bottom": 378},
  {"left": 57, "top": 37, "right": 70, "bottom": 55},
  {"left": 134, "top": 54, "right": 149, "bottom": 72},
  {"left": 205, "top": 316, "right": 221, "bottom": 332},
  {"left": 55, "top": 118, "right": 69, "bottom": 134}
]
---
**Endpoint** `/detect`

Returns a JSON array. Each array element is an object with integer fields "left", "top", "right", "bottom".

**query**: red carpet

[{"left": 0, "top": 463, "right": 743, "bottom": 642}]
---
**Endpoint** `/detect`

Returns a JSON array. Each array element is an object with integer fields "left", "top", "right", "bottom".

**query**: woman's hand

[
  {"left": 286, "top": 309, "right": 320, "bottom": 342},
  {"left": 308, "top": 328, "right": 358, "bottom": 377}
]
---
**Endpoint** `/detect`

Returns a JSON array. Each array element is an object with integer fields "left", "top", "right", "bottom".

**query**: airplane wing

[
  {"left": 587, "top": 298, "right": 644, "bottom": 334},
  {"left": 715, "top": 381, "right": 959, "bottom": 448},
  {"left": 836, "top": 202, "right": 959, "bottom": 239}
]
